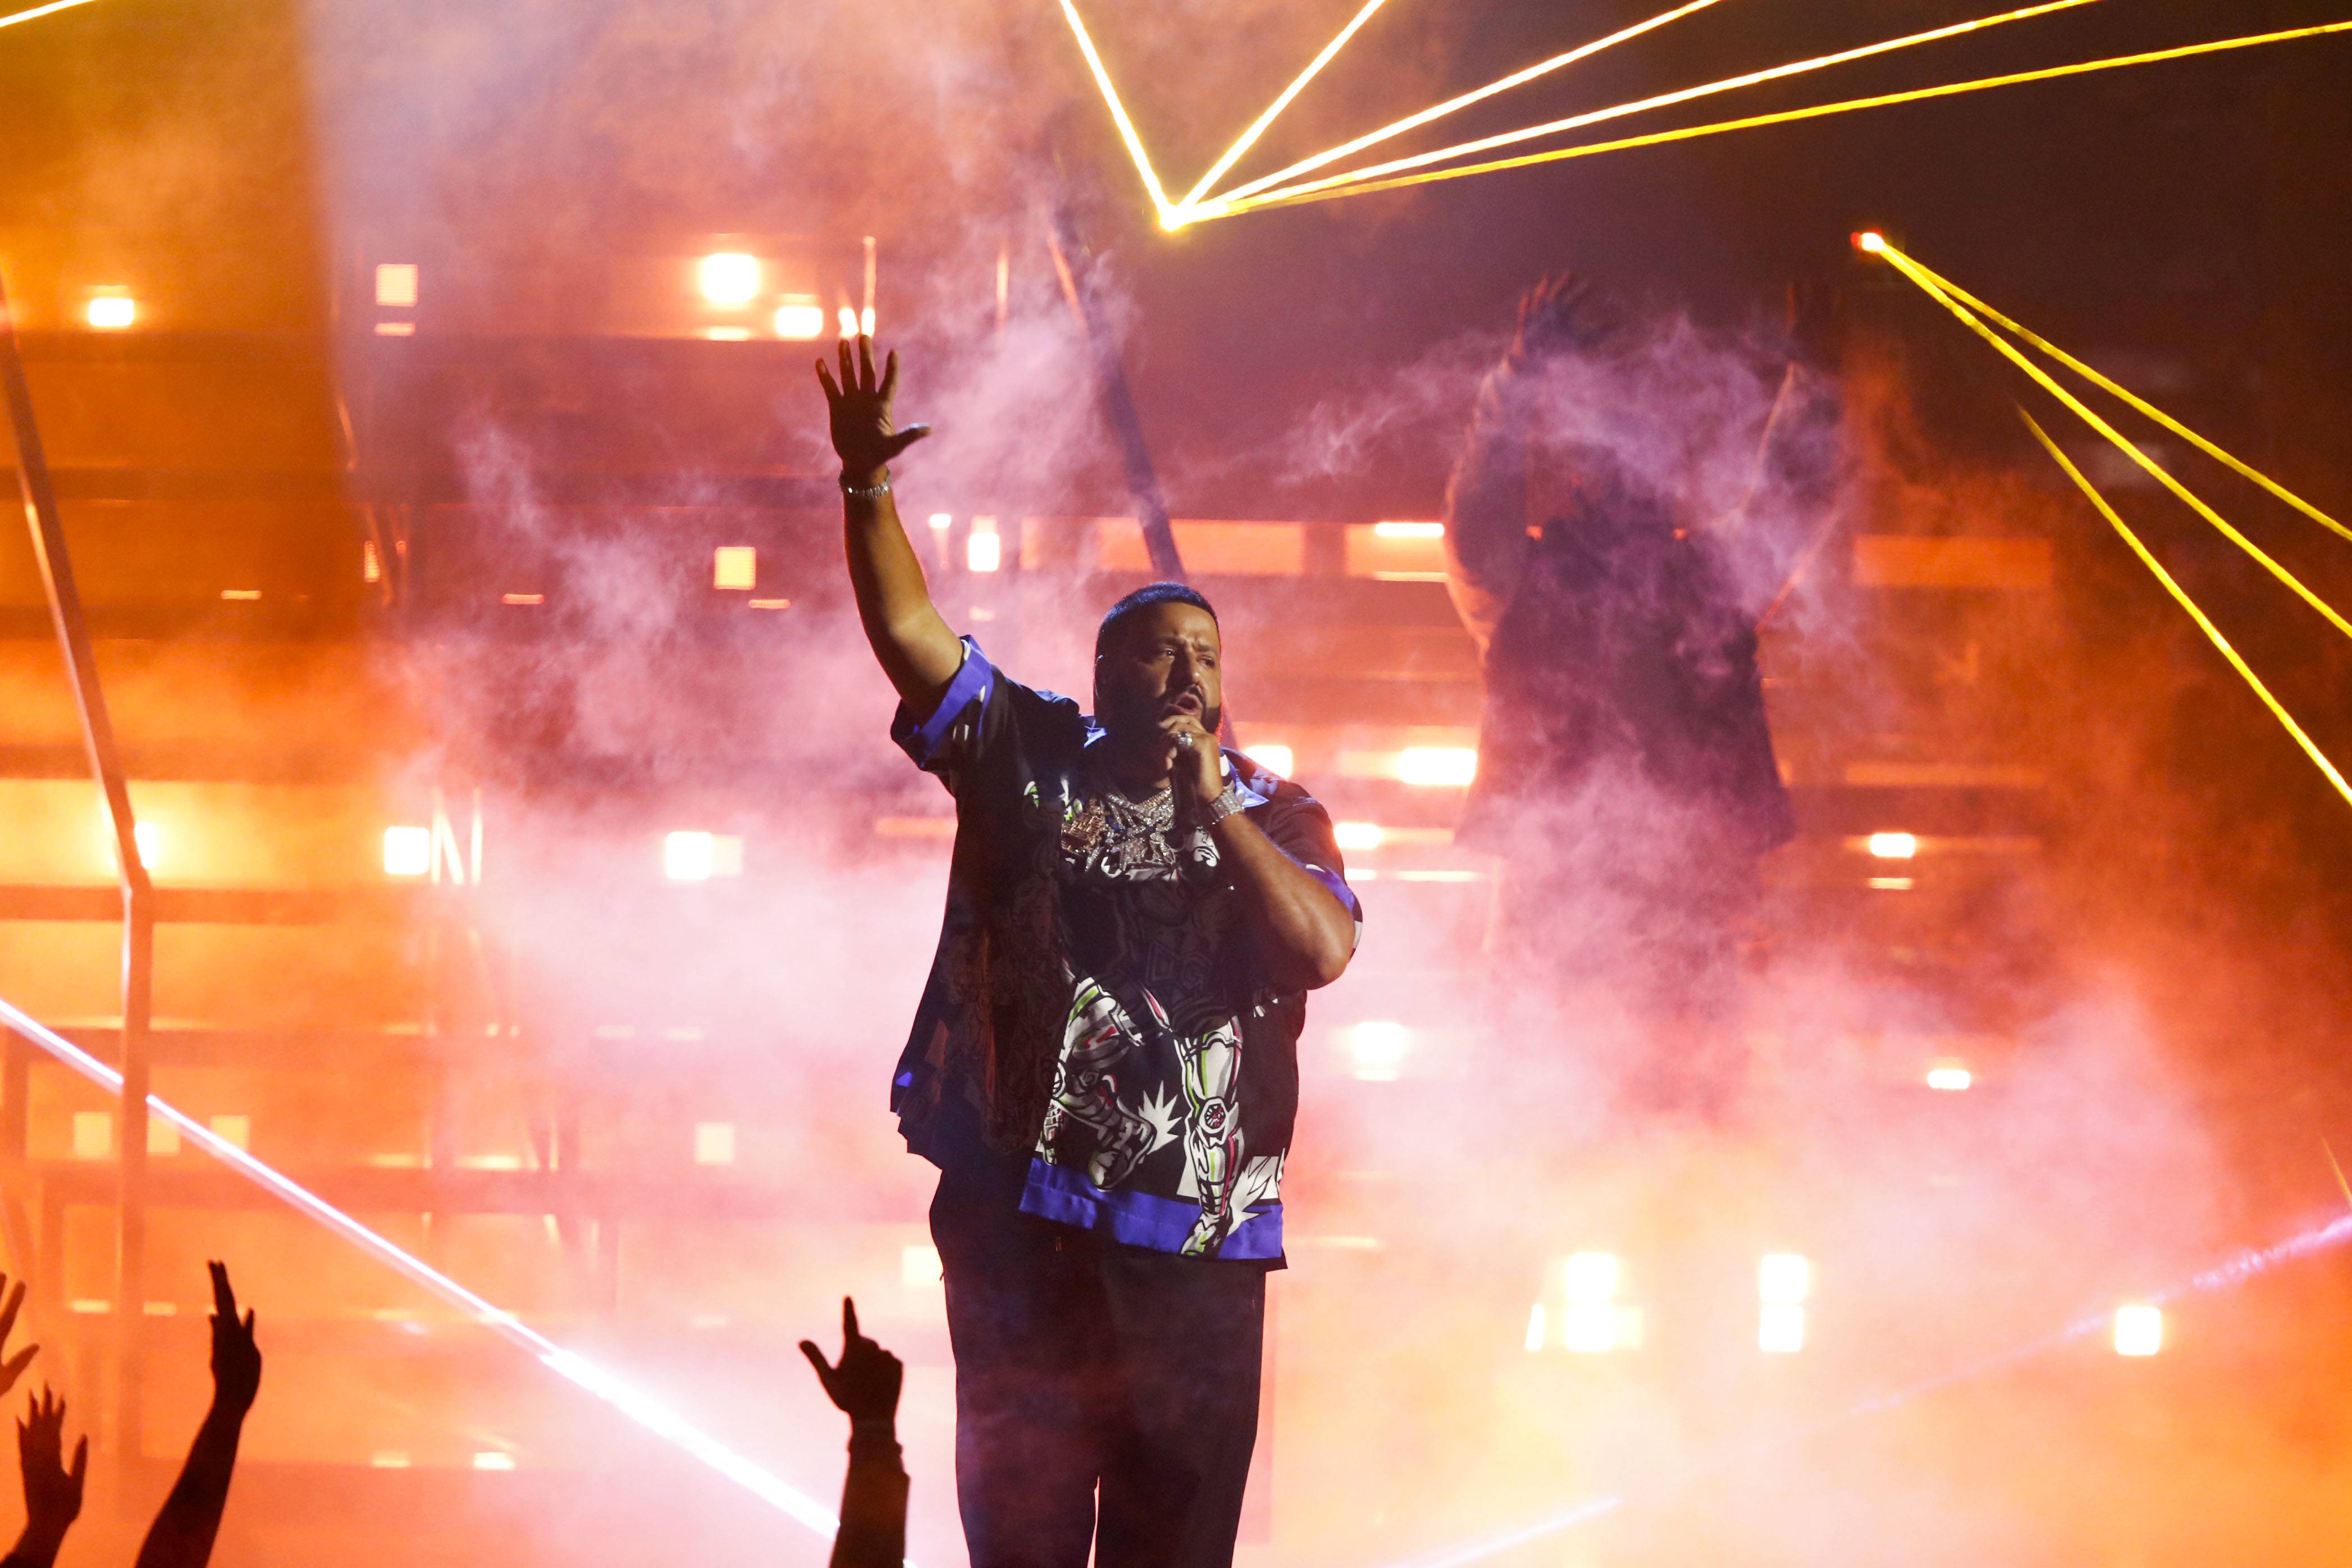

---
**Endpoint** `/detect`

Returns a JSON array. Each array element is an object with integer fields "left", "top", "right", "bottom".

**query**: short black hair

[{"left": 1095, "top": 582, "right": 1218, "bottom": 659}]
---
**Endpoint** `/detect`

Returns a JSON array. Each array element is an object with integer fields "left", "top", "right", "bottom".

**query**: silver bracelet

[
  {"left": 1202, "top": 783, "right": 1251, "bottom": 826},
  {"left": 840, "top": 472, "right": 892, "bottom": 500}
]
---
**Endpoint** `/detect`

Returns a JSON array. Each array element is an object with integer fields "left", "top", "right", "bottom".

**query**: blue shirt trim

[
  {"left": 1020, "top": 1158, "right": 1285, "bottom": 1261},
  {"left": 892, "top": 640, "right": 995, "bottom": 771}
]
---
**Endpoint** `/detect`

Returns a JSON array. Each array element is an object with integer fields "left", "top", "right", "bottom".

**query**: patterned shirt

[{"left": 889, "top": 640, "right": 1359, "bottom": 1262}]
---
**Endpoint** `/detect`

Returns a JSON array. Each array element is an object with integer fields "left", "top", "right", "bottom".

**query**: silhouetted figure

[
  {"left": 818, "top": 335, "right": 1359, "bottom": 1568},
  {"left": 135, "top": 1262, "right": 261, "bottom": 1568},
  {"left": 1446, "top": 277, "right": 1841, "bottom": 1113},
  {"left": 802, "top": 1297, "right": 908, "bottom": 1568},
  {"left": 2, "top": 1388, "right": 83, "bottom": 1568}
]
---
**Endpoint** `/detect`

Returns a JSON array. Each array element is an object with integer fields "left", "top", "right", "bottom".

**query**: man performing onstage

[
  {"left": 1444, "top": 277, "right": 1843, "bottom": 1114},
  {"left": 815, "top": 335, "right": 1360, "bottom": 1568}
]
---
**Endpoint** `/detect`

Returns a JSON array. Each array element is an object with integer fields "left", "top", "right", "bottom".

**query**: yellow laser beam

[
  {"left": 0, "top": 0, "right": 103, "bottom": 29},
  {"left": 1205, "top": 0, "right": 2097, "bottom": 214},
  {"left": 1175, "top": 0, "right": 1395, "bottom": 215},
  {"left": 2326, "top": 1139, "right": 2352, "bottom": 1213},
  {"left": 1061, "top": 0, "right": 1177, "bottom": 227},
  {"left": 1873, "top": 237, "right": 2352, "bottom": 647},
  {"left": 1892, "top": 251, "right": 2352, "bottom": 548},
  {"left": 1204, "top": 0, "right": 1735, "bottom": 211},
  {"left": 2022, "top": 411, "right": 2352, "bottom": 813},
  {"left": 1190, "top": 17, "right": 2352, "bottom": 222}
]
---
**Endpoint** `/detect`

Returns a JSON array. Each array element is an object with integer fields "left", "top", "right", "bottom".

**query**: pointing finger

[{"left": 841, "top": 1296, "right": 860, "bottom": 1344}]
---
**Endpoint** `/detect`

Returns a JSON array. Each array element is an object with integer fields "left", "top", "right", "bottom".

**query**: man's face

[{"left": 1095, "top": 603, "right": 1223, "bottom": 742}]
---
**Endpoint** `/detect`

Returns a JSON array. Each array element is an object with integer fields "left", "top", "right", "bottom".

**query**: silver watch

[{"left": 1202, "top": 783, "right": 1251, "bottom": 826}]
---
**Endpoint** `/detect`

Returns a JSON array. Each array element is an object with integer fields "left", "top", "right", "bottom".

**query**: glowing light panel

[
  {"left": 1396, "top": 747, "right": 1478, "bottom": 787},
  {"left": 713, "top": 546, "right": 757, "bottom": 591},
  {"left": 1926, "top": 1063, "right": 1974, "bottom": 1091},
  {"left": 375, "top": 263, "right": 419, "bottom": 308},
  {"left": 664, "top": 831, "right": 716, "bottom": 882},
  {"left": 1244, "top": 744, "right": 1294, "bottom": 775},
  {"left": 383, "top": 826, "right": 432, "bottom": 878},
  {"left": 774, "top": 302, "right": 826, "bottom": 340},
  {"left": 1759, "top": 1252, "right": 1811, "bottom": 1305},
  {"left": 697, "top": 253, "right": 761, "bottom": 307},
  {"left": 1867, "top": 832, "right": 1918, "bottom": 860},
  {"left": 1333, "top": 821, "right": 1385, "bottom": 852},
  {"left": 86, "top": 295, "right": 134, "bottom": 330},
  {"left": 1759, "top": 1302, "right": 1806, "bottom": 1354}
]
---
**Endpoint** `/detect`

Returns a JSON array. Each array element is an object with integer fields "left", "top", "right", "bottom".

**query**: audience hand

[
  {"left": 800, "top": 1297, "right": 902, "bottom": 1428},
  {"left": 0, "top": 1276, "right": 36, "bottom": 1398},
  {"left": 206, "top": 1262, "right": 262, "bottom": 1416},
  {"left": 12, "top": 1387, "right": 85, "bottom": 1567}
]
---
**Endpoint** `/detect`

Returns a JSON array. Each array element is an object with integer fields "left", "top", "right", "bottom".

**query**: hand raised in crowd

[
  {"left": 815, "top": 336, "right": 931, "bottom": 487},
  {"left": 11, "top": 1387, "right": 85, "bottom": 1568},
  {"left": 0, "top": 1275, "right": 39, "bottom": 1400},
  {"left": 1509, "top": 271, "right": 1622, "bottom": 364},
  {"left": 207, "top": 1261, "right": 262, "bottom": 1415},
  {"left": 800, "top": 1297, "right": 902, "bottom": 1428}
]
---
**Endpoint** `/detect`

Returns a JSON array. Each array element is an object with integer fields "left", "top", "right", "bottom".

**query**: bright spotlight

[
  {"left": 1244, "top": 743, "right": 1294, "bottom": 776},
  {"left": 693, "top": 1122, "right": 736, "bottom": 1166},
  {"left": 773, "top": 301, "right": 826, "bottom": 339},
  {"left": 1373, "top": 520, "right": 1446, "bottom": 539},
  {"left": 967, "top": 518, "right": 1002, "bottom": 573},
  {"left": 664, "top": 831, "right": 716, "bottom": 882},
  {"left": 130, "top": 820, "right": 161, "bottom": 868},
  {"left": 1333, "top": 821, "right": 1385, "bottom": 852},
  {"left": 382, "top": 826, "right": 432, "bottom": 878},
  {"left": 1759, "top": 1252, "right": 1811, "bottom": 1305},
  {"left": 1759, "top": 1302, "right": 1806, "bottom": 1354},
  {"left": 697, "top": 253, "right": 761, "bottom": 307},
  {"left": 1855, "top": 231, "right": 1888, "bottom": 254},
  {"left": 86, "top": 294, "right": 134, "bottom": 330},
  {"left": 860, "top": 305, "right": 876, "bottom": 335},
  {"left": 1926, "top": 1062, "right": 1973, "bottom": 1091},
  {"left": 1563, "top": 1252, "right": 1619, "bottom": 1306},
  {"left": 836, "top": 306, "right": 858, "bottom": 339},
  {"left": 1396, "top": 747, "right": 1478, "bottom": 787},
  {"left": 2113, "top": 1304, "right": 2163, "bottom": 1357},
  {"left": 1867, "top": 831, "right": 1919, "bottom": 860},
  {"left": 1560, "top": 1253, "right": 1622, "bottom": 1354},
  {"left": 1345, "top": 1020, "right": 1410, "bottom": 1080}
]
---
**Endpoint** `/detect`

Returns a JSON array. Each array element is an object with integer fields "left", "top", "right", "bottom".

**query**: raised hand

[
  {"left": 815, "top": 336, "right": 931, "bottom": 487},
  {"left": 13, "top": 1387, "right": 86, "bottom": 1566},
  {"left": 0, "top": 1275, "right": 39, "bottom": 1398},
  {"left": 1510, "top": 272, "right": 1623, "bottom": 364},
  {"left": 800, "top": 1297, "right": 903, "bottom": 1427},
  {"left": 207, "top": 1261, "right": 261, "bottom": 1416}
]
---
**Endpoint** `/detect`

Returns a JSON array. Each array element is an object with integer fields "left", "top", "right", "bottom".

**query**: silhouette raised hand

[
  {"left": 10, "top": 1387, "right": 86, "bottom": 1568},
  {"left": 0, "top": 1276, "right": 39, "bottom": 1400},
  {"left": 134, "top": 1261, "right": 262, "bottom": 1568},
  {"left": 800, "top": 1297, "right": 902, "bottom": 1427}
]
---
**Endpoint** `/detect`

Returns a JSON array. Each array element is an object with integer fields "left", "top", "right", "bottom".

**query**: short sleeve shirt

[{"left": 888, "top": 640, "right": 1359, "bottom": 1262}]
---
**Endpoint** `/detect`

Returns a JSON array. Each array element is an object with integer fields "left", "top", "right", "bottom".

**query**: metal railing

[{"left": 0, "top": 269, "right": 153, "bottom": 1453}]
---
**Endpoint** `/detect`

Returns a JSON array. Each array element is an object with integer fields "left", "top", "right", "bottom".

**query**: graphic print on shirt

[
  {"left": 1040, "top": 972, "right": 1162, "bottom": 1190},
  {"left": 1027, "top": 766, "right": 1264, "bottom": 1255}
]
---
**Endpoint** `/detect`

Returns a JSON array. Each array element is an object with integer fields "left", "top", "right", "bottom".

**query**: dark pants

[{"left": 930, "top": 1158, "right": 1266, "bottom": 1568}]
